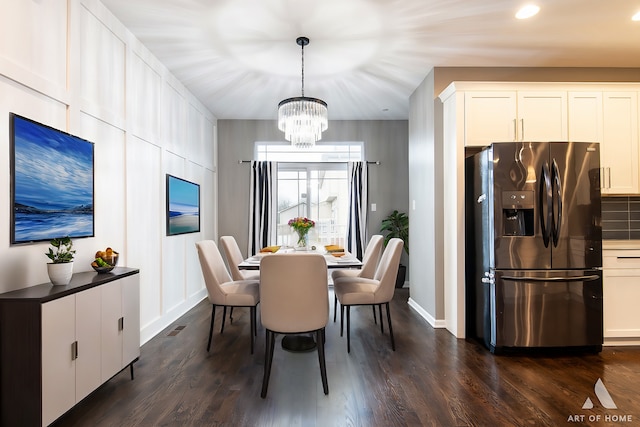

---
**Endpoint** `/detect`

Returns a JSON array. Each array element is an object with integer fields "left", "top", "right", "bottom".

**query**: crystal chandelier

[{"left": 278, "top": 36, "right": 328, "bottom": 148}]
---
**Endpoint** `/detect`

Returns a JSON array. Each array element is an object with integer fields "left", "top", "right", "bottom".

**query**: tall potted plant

[
  {"left": 380, "top": 210, "right": 409, "bottom": 288},
  {"left": 45, "top": 236, "right": 75, "bottom": 285}
]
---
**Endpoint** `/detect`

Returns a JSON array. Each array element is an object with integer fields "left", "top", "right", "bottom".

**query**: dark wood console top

[{"left": 0, "top": 267, "right": 140, "bottom": 302}]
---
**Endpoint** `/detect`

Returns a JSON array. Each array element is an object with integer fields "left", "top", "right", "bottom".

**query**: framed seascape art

[
  {"left": 166, "top": 174, "right": 200, "bottom": 236},
  {"left": 10, "top": 113, "right": 95, "bottom": 244}
]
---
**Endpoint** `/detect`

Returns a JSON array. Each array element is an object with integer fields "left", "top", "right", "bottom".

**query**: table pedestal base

[{"left": 281, "top": 335, "right": 316, "bottom": 352}]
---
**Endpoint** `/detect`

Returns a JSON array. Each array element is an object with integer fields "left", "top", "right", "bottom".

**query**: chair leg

[
  {"left": 230, "top": 306, "right": 234, "bottom": 323},
  {"left": 346, "top": 305, "right": 351, "bottom": 353},
  {"left": 316, "top": 329, "right": 329, "bottom": 395},
  {"left": 261, "top": 329, "right": 276, "bottom": 398},
  {"left": 254, "top": 304, "right": 259, "bottom": 337},
  {"left": 221, "top": 306, "right": 227, "bottom": 333},
  {"left": 333, "top": 294, "right": 338, "bottom": 322},
  {"left": 372, "top": 305, "right": 377, "bottom": 325},
  {"left": 385, "top": 302, "right": 395, "bottom": 351},
  {"left": 378, "top": 304, "right": 384, "bottom": 334},
  {"left": 207, "top": 305, "right": 216, "bottom": 352},
  {"left": 250, "top": 306, "right": 256, "bottom": 354},
  {"left": 340, "top": 303, "right": 345, "bottom": 337}
]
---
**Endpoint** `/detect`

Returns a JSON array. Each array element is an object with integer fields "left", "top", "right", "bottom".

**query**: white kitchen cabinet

[
  {"left": 568, "top": 92, "right": 603, "bottom": 142},
  {"left": 464, "top": 91, "right": 517, "bottom": 146},
  {"left": 601, "top": 92, "right": 639, "bottom": 194},
  {"left": 517, "top": 91, "right": 568, "bottom": 141},
  {"left": 0, "top": 268, "right": 140, "bottom": 427},
  {"left": 602, "top": 249, "right": 640, "bottom": 345},
  {"left": 462, "top": 89, "right": 567, "bottom": 146}
]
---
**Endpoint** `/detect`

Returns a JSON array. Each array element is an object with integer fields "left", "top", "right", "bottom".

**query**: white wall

[{"left": 0, "top": 0, "right": 217, "bottom": 344}]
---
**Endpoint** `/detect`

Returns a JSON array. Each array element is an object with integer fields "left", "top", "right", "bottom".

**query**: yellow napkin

[
  {"left": 260, "top": 245, "right": 280, "bottom": 253},
  {"left": 324, "top": 244, "right": 344, "bottom": 253}
]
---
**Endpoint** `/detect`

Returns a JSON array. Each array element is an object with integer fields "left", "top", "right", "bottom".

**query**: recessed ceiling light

[
  {"left": 633, "top": 11, "right": 640, "bottom": 21},
  {"left": 516, "top": 4, "right": 540, "bottom": 19}
]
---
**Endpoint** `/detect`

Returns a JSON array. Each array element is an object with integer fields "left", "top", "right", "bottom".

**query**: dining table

[{"left": 238, "top": 246, "right": 362, "bottom": 352}]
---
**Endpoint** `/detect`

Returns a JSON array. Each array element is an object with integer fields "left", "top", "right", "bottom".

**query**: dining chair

[
  {"left": 259, "top": 253, "right": 330, "bottom": 398},
  {"left": 220, "top": 236, "right": 260, "bottom": 281},
  {"left": 333, "top": 238, "right": 403, "bottom": 353},
  {"left": 195, "top": 240, "right": 260, "bottom": 354},
  {"left": 331, "top": 234, "right": 383, "bottom": 322}
]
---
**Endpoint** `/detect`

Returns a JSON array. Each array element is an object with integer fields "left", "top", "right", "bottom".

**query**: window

[{"left": 256, "top": 142, "right": 363, "bottom": 247}]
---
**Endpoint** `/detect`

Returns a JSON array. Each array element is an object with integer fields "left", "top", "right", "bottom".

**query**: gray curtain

[
  {"left": 248, "top": 161, "right": 276, "bottom": 255},
  {"left": 346, "top": 161, "right": 368, "bottom": 260}
]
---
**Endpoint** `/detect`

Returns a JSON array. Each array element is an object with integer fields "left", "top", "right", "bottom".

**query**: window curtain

[
  {"left": 248, "top": 161, "right": 276, "bottom": 255},
  {"left": 346, "top": 161, "right": 368, "bottom": 260}
]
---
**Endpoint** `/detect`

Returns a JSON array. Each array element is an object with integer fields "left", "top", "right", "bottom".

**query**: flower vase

[{"left": 295, "top": 232, "right": 309, "bottom": 250}]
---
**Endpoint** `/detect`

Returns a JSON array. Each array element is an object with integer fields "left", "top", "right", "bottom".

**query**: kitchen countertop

[{"left": 603, "top": 240, "right": 640, "bottom": 250}]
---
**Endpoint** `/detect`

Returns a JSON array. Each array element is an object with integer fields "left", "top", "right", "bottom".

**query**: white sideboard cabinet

[{"left": 0, "top": 267, "right": 140, "bottom": 427}]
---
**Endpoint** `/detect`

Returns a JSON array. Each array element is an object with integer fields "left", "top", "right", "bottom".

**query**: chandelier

[{"left": 278, "top": 36, "right": 328, "bottom": 148}]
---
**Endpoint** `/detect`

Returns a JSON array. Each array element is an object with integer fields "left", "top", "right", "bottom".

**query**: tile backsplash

[{"left": 602, "top": 196, "right": 640, "bottom": 240}]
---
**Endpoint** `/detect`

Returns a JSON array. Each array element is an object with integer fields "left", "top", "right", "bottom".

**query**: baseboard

[
  {"left": 140, "top": 289, "right": 207, "bottom": 345},
  {"left": 407, "top": 297, "right": 446, "bottom": 329}
]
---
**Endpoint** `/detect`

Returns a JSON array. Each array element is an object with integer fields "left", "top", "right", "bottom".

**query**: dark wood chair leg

[
  {"left": 129, "top": 362, "right": 134, "bottom": 380},
  {"left": 372, "top": 305, "right": 377, "bottom": 324},
  {"left": 385, "top": 302, "right": 395, "bottom": 351},
  {"left": 221, "top": 306, "right": 227, "bottom": 333},
  {"left": 230, "top": 306, "right": 234, "bottom": 323},
  {"left": 333, "top": 294, "right": 338, "bottom": 322},
  {"left": 316, "top": 328, "right": 329, "bottom": 395},
  {"left": 261, "top": 329, "right": 276, "bottom": 398},
  {"left": 207, "top": 305, "right": 216, "bottom": 351},
  {"left": 340, "top": 303, "right": 345, "bottom": 337},
  {"left": 347, "top": 305, "right": 351, "bottom": 353},
  {"left": 378, "top": 304, "right": 384, "bottom": 334}
]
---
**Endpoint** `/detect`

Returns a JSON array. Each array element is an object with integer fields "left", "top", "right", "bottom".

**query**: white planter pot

[{"left": 47, "top": 262, "right": 74, "bottom": 285}]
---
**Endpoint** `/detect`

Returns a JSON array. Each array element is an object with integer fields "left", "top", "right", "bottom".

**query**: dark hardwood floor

[{"left": 53, "top": 289, "right": 640, "bottom": 426}]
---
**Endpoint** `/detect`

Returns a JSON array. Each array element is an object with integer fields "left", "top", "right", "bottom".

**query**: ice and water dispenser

[{"left": 501, "top": 191, "right": 534, "bottom": 236}]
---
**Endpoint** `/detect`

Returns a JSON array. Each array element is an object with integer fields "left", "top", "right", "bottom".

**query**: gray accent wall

[{"left": 217, "top": 119, "right": 410, "bottom": 268}]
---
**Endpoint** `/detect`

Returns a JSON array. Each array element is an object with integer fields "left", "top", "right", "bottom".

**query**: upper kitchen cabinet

[
  {"left": 569, "top": 91, "right": 639, "bottom": 194},
  {"left": 601, "top": 92, "right": 639, "bottom": 194},
  {"left": 517, "top": 91, "right": 568, "bottom": 142},
  {"left": 451, "top": 85, "right": 567, "bottom": 147},
  {"left": 464, "top": 91, "right": 517, "bottom": 145}
]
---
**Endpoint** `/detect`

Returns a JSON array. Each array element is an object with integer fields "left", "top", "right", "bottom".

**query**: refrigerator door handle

[
  {"left": 551, "top": 159, "right": 562, "bottom": 247},
  {"left": 538, "top": 161, "right": 552, "bottom": 247},
  {"left": 501, "top": 275, "right": 601, "bottom": 282}
]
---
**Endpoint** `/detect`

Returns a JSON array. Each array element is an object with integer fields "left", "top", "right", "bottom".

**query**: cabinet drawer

[{"left": 603, "top": 250, "right": 640, "bottom": 268}]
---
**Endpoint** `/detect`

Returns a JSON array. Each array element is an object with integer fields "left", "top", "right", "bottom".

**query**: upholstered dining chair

[
  {"left": 259, "top": 253, "right": 330, "bottom": 398},
  {"left": 195, "top": 240, "right": 260, "bottom": 354},
  {"left": 331, "top": 234, "right": 383, "bottom": 322},
  {"left": 333, "top": 238, "right": 403, "bottom": 353},
  {"left": 220, "top": 236, "right": 260, "bottom": 281}
]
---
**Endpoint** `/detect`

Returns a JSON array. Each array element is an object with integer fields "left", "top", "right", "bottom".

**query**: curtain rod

[{"left": 238, "top": 160, "right": 380, "bottom": 165}]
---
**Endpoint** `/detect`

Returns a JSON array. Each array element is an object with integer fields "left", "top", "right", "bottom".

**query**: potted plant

[
  {"left": 45, "top": 236, "right": 75, "bottom": 285},
  {"left": 380, "top": 210, "right": 409, "bottom": 288}
]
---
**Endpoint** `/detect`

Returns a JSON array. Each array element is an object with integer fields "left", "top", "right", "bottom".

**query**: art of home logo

[{"left": 567, "top": 378, "right": 634, "bottom": 424}]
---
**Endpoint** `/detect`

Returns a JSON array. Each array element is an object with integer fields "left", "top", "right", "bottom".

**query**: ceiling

[{"left": 100, "top": 0, "right": 640, "bottom": 120}]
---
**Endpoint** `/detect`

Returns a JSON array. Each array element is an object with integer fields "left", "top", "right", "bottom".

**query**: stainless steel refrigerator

[{"left": 465, "top": 142, "right": 603, "bottom": 353}]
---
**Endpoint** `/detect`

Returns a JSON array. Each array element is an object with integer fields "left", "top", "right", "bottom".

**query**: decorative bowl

[{"left": 92, "top": 254, "right": 119, "bottom": 273}]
